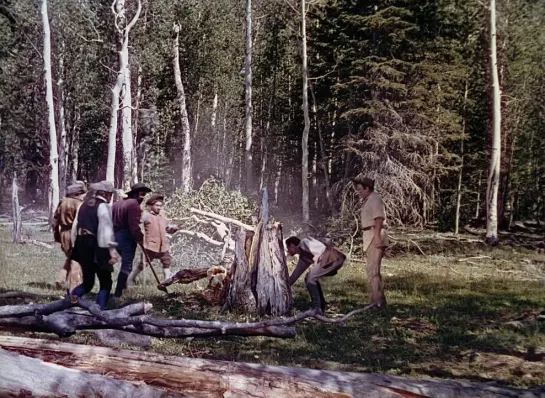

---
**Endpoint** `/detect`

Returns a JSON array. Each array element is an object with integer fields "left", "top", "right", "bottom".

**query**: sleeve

[
  {"left": 97, "top": 203, "right": 117, "bottom": 248},
  {"left": 370, "top": 195, "right": 386, "bottom": 220},
  {"left": 52, "top": 202, "right": 62, "bottom": 242},
  {"left": 128, "top": 201, "right": 144, "bottom": 242},
  {"left": 288, "top": 256, "right": 313, "bottom": 286},
  {"left": 141, "top": 211, "right": 151, "bottom": 225}
]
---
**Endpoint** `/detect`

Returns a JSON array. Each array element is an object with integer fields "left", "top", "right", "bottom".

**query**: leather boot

[
  {"left": 114, "top": 273, "right": 129, "bottom": 297},
  {"left": 306, "top": 282, "right": 324, "bottom": 315},
  {"left": 316, "top": 282, "right": 327, "bottom": 314}
]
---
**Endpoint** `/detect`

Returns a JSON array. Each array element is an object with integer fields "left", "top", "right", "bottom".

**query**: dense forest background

[{"left": 1, "top": 0, "right": 544, "bottom": 238}]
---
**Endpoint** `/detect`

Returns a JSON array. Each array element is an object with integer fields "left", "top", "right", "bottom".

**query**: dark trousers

[
  {"left": 71, "top": 235, "right": 113, "bottom": 310},
  {"left": 114, "top": 229, "right": 137, "bottom": 297}
]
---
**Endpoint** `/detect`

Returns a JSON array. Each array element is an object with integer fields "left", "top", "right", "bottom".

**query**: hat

[
  {"left": 66, "top": 182, "right": 87, "bottom": 196},
  {"left": 90, "top": 181, "right": 115, "bottom": 193},
  {"left": 352, "top": 176, "right": 375, "bottom": 190},
  {"left": 125, "top": 182, "right": 152, "bottom": 196},
  {"left": 146, "top": 194, "right": 164, "bottom": 206}
]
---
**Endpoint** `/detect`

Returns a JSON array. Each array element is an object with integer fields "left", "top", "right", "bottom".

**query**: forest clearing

[{"left": 2, "top": 0, "right": 545, "bottom": 395}]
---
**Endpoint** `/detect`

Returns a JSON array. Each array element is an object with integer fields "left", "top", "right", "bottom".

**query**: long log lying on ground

[
  {"left": 1, "top": 336, "right": 542, "bottom": 398},
  {"left": 0, "top": 296, "right": 295, "bottom": 339}
]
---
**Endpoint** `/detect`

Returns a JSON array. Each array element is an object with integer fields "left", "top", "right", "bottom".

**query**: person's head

[
  {"left": 91, "top": 181, "right": 115, "bottom": 203},
  {"left": 285, "top": 236, "right": 301, "bottom": 256},
  {"left": 353, "top": 176, "right": 375, "bottom": 200},
  {"left": 125, "top": 183, "right": 152, "bottom": 204},
  {"left": 146, "top": 194, "right": 164, "bottom": 214}
]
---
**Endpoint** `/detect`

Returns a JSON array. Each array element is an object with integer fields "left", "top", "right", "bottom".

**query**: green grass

[{"left": 1, "top": 225, "right": 545, "bottom": 388}]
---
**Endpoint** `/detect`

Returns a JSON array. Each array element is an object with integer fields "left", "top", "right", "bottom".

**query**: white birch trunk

[
  {"left": 68, "top": 111, "right": 80, "bottom": 183},
  {"left": 173, "top": 23, "right": 192, "bottom": 192},
  {"left": 486, "top": 0, "right": 501, "bottom": 245},
  {"left": 57, "top": 40, "right": 67, "bottom": 198},
  {"left": 244, "top": 0, "right": 253, "bottom": 191},
  {"left": 42, "top": 0, "right": 59, "bottom": 220},
  {"left": 454, "top": 82, "right": 469, "bottom": 235},
  {"left": 107, "top": 0, "right": 141, "bottom": 184},
  {"left": 132, "top": 65, "right": 142, "bottom": 185},
  {"left": 301, "top": 0, "right": 310, "bottom": 223}
]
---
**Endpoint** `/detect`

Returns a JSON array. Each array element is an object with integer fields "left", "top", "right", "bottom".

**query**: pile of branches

[
  {"left": 0, "top": 294, "right": 376, "bottom": 339},
  {"left": 165, "top": 177, "right": 257, "bottom": 268}
]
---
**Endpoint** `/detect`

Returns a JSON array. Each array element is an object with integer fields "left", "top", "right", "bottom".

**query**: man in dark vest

[
  {"left": 112, "top": 182, "right": 152, "bottom": 297},
  {"left": 71, "top": 181, "right": 119, "bottom": 310}
]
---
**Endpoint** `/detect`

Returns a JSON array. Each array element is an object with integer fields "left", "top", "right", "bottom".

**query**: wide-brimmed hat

[
  {"left": 66, "top": 182, "right": 87, "bottom": 196},
  {"left": 146, "top": 194, "right": 164, "bottom": 206},
  {"left": 90, "top": 181, "right": 115, "bottom": 193},
  {"left": 352, "top": 176, "right": 375, "bottom": 190},
  {"left": 125, "top": 182, "right": 152, "bottom": 196}
]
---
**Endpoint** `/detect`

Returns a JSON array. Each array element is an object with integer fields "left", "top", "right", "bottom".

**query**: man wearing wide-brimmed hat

[
  {"left": 52, "top": 181, "right": 87, "bottom": 292},
  {"left": 128, "top": 194, "right": 179, "bottom": 285},
  {"left": 71, "top": 181, "right": 120, "bottom": 310},
  {"left": 112, "top": 182, "right": 152, "bottom": 297},
  {"left": 353, "top": 176, "right": 389, "bottom": 308}
]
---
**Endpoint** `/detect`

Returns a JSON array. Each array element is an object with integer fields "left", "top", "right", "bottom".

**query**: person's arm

[
  {"left": 371, "top": 196, "right": 387, "bottom": 248},
  {"left": 374, "top": 217, "right": 385, "bottom": 248},
  {"left": 288, "top": 256, "right": 313, "bottom": 286},
  {"left": 127, "top": 201, "right": 144, "bottom": 244},
  {"left": 52, "top": 202, "right": 62, "bottom": 243}
]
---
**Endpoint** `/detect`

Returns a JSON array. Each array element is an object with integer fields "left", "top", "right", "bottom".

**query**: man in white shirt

[
  {"left": 286, "top": 236, "right": 346, "bottom": 314},
  {"left": 353, "top": 176, "right": 389, "bottom": 308},
  {"left": 71, "top": 181, "right": 120, "bottom": 310}
]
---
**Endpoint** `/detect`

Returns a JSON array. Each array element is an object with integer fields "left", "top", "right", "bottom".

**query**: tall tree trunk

[
  {"left": 57, "top": 40, "right": 67, "bottom": 198},
  {"left": 244, "top": 0, "right": 253, "bottom": 192},
  {"left": 454, "top": 82, "right": 469, "bottom": 235},
  {"left": 132, "top": 65, "right": 142, "bottom": 185},
  {"left": 173, "top": 23, "right": 192, "bottom": 193},
  {"left": 42, "top": 0, "right": 59, "bottom": 221},
  {"left": 68, "top": 109, "right": 80, "bottom": 183},
  {"left": 476, "top": 170, "right": 482, "bottom": 219},
  {"left": 486, "top": 0, "right": 501, "bottom": 245},
  {"left": 301, "top": 0, "right": 310, "bottom": 223}
]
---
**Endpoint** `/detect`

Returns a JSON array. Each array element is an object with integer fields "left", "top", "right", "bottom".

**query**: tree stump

[{"left": 223, "top": 188, "right": 292, "bottom": 316}]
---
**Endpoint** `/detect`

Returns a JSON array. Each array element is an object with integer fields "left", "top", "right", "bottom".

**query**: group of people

[
  {"left": 52, "top": 181, "right": 177, "bottom": 309},
  {"left": 52, "top": 175, "right": 388, "bottom": 313}
]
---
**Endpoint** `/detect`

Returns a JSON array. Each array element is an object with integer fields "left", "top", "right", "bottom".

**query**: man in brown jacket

[
  {"left": 52, "top": 182, "right": 87, "bottom": 292},
  {"left": 353, "top": 176, "right": 389, "bottom": 308},
  {"left": 128, "top": 194, "right": 178, "bottom": 284},
  {"left": 286, "top": 236, "right": 346, "bottom": 314}
]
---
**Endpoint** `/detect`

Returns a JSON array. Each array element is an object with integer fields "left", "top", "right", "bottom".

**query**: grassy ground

[{"left": 1, "top": 225, "right": 545, "bottom": 388}]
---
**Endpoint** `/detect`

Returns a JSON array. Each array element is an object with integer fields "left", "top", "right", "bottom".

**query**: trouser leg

[
  {"left": 159, "top": 251, "right": 172, "bottom": 280},
  {"left": 305, "top": 271, "right": 325, "bottom": 314},
  {"left": 114, "top": 230, "right": 137, "bottom": 297},
  {"left": 365, "top": 241, "right": 387, "bottom": 307}
]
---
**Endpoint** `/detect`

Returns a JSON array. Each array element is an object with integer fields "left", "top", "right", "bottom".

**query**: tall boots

[
  {"left": 96, "top": 290, "right": 110, "bottom": 310},
  {"left": 114, "top": 273, "right": 129, "bottom": 297},
  {"left": 306, "top": 282, "right": 326, "bottom": 314},
  {"left": 163, "top": 268, "right": 172, "bottom": 281}
]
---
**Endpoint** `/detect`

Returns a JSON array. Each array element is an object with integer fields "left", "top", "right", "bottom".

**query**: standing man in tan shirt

[{"left": 354, "top": 176, "right": 389, "bottom": 308}]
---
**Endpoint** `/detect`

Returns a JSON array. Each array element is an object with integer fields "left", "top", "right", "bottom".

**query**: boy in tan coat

[{"left": 128, "top": 194, "right": 179, "bottom": 284}]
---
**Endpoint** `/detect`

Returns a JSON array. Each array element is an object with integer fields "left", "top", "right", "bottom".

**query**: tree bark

[
  {"left": 42, "top": 0, "right": 59, "bottom": 222},
  {"left": 486, "top": 0, "right": 501, "bottom": 245},
  {"left": 57, "top": 40, "right": 68, "bottom": 198},
  {"left": 301, "top": 0, "right": 310, "bottom": 223},
  {"left": 455, "top": 81, "right": 469, "bottom": 235},
  {"left": 173, "top": 23, "right": 193, "bottom": 193},
  {"left": 2, "top": 336, "right": 542, "bottom": 398},
  {"left": 223, "top": 230, "right": 257, "bottom": 313},
  {"left": 11, "top": 175, "right": 21, "bottom": 244},
  {"left": 244, "top": 0, "right": 253, "bottom": 192}
]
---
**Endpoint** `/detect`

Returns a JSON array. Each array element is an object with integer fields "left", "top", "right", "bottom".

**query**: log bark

[
  {"left": 255, "top": 222, "right": 293, "bottom": 316},
  {"left": 1, "top": 336, "right": 542, "bottom": 398},
  {"left": 223, "top": 230, "right": 257, "bottom": 313}
]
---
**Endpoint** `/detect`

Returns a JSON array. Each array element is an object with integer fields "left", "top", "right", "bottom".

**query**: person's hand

[{"left": 109, "top": 249, "right": 120, "bottom": 264}]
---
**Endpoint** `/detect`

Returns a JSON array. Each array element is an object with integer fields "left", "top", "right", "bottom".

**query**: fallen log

[
  {"left": 1, "top": 336, "right": 543, "bottom": 398},
  {"left": 190, "top": 207, "right": 255, "bottom": 231}
]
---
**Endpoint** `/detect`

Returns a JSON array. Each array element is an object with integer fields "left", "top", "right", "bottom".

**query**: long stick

[{"left": 140, "top": 245, "right": 168, "bottom": 293}]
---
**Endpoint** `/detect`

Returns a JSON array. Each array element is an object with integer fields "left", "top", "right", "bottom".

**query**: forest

[
  {"left": 1, "top": 0, "right": 545, "bottom": 396},
  {"left": 0, "top": 0, "right": 544, "bottom": 239}
]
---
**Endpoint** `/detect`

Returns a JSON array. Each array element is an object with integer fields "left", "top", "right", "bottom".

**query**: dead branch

[
  {"left": 190, "top": 208, "right": 254, "bottom": 231},
  {"left": 458, "top": 255, "right": 491, "bottom": 262},
  {"left": 176, "top": 229, "right": 225, "bottom": 247},
  {"left": 22, "top": 239, "right": 53, "bottom": 249}
]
